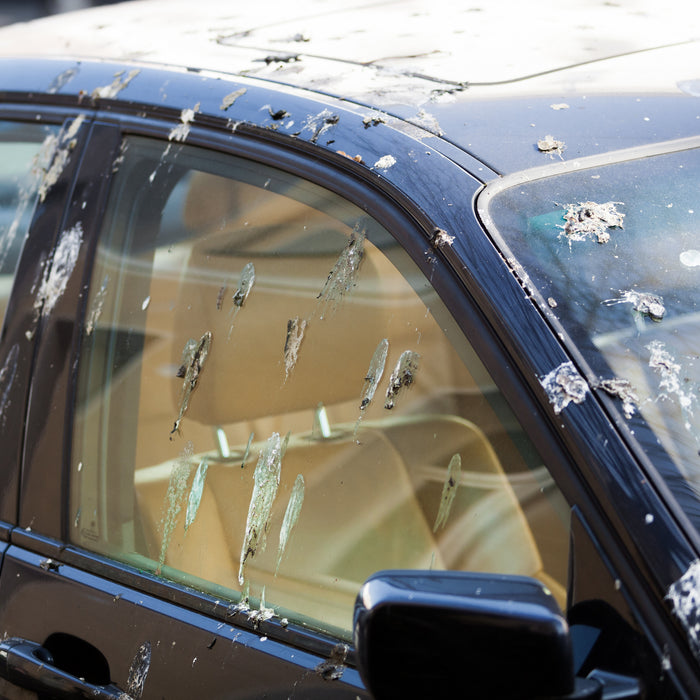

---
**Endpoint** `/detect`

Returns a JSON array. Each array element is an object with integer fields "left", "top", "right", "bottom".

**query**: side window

[
  {"left": 71, "top": 136, "right": 570, "bottom": 638},
  {"left": 0, "top": 121, "right": 60, "bottom": 327}
]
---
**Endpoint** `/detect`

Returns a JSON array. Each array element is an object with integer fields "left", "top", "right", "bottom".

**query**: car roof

[{"left": 0, "top": 0, "right": 699, "bottom": 174}]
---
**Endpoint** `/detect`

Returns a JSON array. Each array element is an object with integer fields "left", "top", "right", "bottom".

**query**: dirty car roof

[{"left": 0, "top": 0, "right": 699, "bottom": 173}]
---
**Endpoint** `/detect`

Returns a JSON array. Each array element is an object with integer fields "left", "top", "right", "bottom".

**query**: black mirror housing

[{"left": 354, "top": 570, "right": 600, "bottom": 699}]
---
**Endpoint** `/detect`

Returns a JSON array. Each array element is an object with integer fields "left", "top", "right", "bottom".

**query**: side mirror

[{"left": 354, "top": 570, "right": 602, "bottom": 699}]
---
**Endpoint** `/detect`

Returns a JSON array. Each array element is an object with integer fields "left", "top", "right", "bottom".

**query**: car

[{"left": 0, "top": 0, "right": 697, "bottom": 697}]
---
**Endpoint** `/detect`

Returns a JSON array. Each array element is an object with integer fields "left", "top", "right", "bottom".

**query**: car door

[{"left": 0, "top": 67, "right": 680, "bottom": 699}]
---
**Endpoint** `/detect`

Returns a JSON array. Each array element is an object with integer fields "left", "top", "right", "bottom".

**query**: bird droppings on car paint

[
  {"left": 603, "top": 289, "right": 666, "bottom": 325},
  {"left": 303, "top": 109, "right": 339, "bottom": 144},
  {"left": 228, "top": 262, "right": 255, "bottom": 339},
  {"left": 268, "top": 106, "right": 289, "bottom": 120},
  {"left": 91, "top": 68, "right": 140, "bottom": 100},
  {"left": 432, "top": 227, "right": 455, "bottom": 248},
  {"left": 550, "top": 103, "right": 570, "bottom": 111},
  {"left": 34, "top": 222, "right": 83, "bottom": 318},
  {"left": 126, "top": 641, "right": 151, "bottom": 699},
  {"left": 315, "top": 643, "right": 348, "bottom": 681},
  {"left": 38, "top": 114, "right": 85, "bottom": 203},
  {"left": 184, "top": 457, "right": 209, "bottom": 532},
  {"left": 363, "top": 114, "right": 386, "bottom": 128},
  {"left": 316, "top": 226, "right": 365, "bottom": 319},
  {"left": 667, "top": 560, "right": 700, "bottom": 662},
  {"left": 355, "top": 338, "right": 389, "bottom": 435},
  {"left": 595, "top": 378, "right": 639, "bottom": 419},
  {"left": 169, "top": 102, "right": 200, "bottom": 142},
  {"left": 39, "top": 558, "right": 60, "bottom": 572},
  {"left": 220, "top": 87, "right": 247, "bottom": 111},
  {"left": 261, "top": 53, "right": 301, "bottom": 65},
  {"left": 680, "top": 249, "right": 700, "bottom": 268},
  {"left": 47, "top": 66, "right": 78, "bottom": 94},
  {"left": 0, "top": 344, "right": 18, "bottom": 429},
  {"left": 541, "top": 361, "right": 588, "bottom": 414},
  {"left": 408, "top": 109, "right": 444, "bottom": 136},
  {"left": 434, "top": 453, "right": 462, "bottom": 532},
  {"left": 276, "top": 474, "right": 305, "bottom": 573},
  {"left": 336, "top": 150, "right": 363, "bottom": 163},
  {"left": 239, "top": 432, "right": 284, "bottom": 585},
  {"left": 85, "top": 274, "right": 109, "bottom": 336},
  {"left": 283, "top": 317, "right": 307, "bottom": 382},
  {"left": 172, "top": 331, "right": 212, "bottom": 435},
  {"left": 385, "top": 350, "right": 421, "bottom": 410},
  {"left": 373, "top": 154, "right": 396, "bottom": 170},
  {"left": 537, "top": 134, "right": 565, "bottom": 158},
  {"left": 157, "top": 442, "right": 194, "bottom": 574},
  {"left": 248, "top": 588, "right": 275, "bottom": 628},
  {"left": 559, "top": 201, "right": 625, "bottom": 244}
]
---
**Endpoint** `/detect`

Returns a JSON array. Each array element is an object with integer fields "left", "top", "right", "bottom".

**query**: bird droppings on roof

[
  {"left": 559, "top": 201, "right": 625, "bottom": 244},
  {"left": 169, "top": 102, "right": 200, "bottom": 142},
  {"left": 537, "top": 134, "right": 565, "bottom": 158},
  {"left": 91, "top": 68, "right": 140, "bottom": 100},
  {"left": 220, "top": 87, "right": 247, "bottom": 111}
]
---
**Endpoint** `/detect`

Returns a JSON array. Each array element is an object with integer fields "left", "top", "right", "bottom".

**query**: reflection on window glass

[
  {"left": 486, "top": 148, "right": 700, "bottom": 526},
  {"left": 0, "top": 121, "right": 60, "bottom": 327},
  {"left": 71, "top": 136, "right": 569, "bottom": 639}
]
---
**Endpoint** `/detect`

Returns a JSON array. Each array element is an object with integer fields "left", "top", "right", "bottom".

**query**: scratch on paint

[
  {"left": 276, "top": 474, "right": 305, "bottom": 573},
  {"left": 316, "top": 227, "right": 365, "bottom": 319},
  {"left": 384, "top": 350, "right": 420, "bottom": 410},
  {"left": 157, "top": 443, "right": 193, "bottom": 574},
  {"left": 434, "top": 454, "right": 461, "bottom": 531},
  {"left": 172, "top": 332, "right": 212, "bottom": 435},
  {"left": 239, "top": 433, "right": 283, "bottom": 585},
  {"left": 185, "top": 458, "right": 209, "bottom": 532}
]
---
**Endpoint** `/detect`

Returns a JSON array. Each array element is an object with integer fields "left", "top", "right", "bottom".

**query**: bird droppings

[
  {"left": 408, "top": 109, "right": 444, "bottom": 136},
  {"left": 316, "top": 227, "right": 365, "bottom": 319},
  {"left": 548, "top": 297, "right": 558, "bottom": 308},
  {"left": 126, "top": 641, "right": 151, "bottom": 700},
  {"left": 373, "top": 154, "right": 396, "bottom": 170},
  {"left": 303, "top": 109, "right": 339, "bottom": 144},
  {"left": 560, "top": 201, "right": 625, "bottom": 244},
  {"left": 85, "top": 274, "right": 109, "bottom": 336},
  {"left": 220, "top": 88, "right": 247, "bottom": 111},
  {"left": 169, "top": 103, "right": 200, "bottom": 142},
  {"left": 276, "top": 474, "right": 305, "bottom": 573},
  {"left": 363, "top": 114, "right": 386, "bottom": 128},
  {"left": 262, "top": 53, "right": 301, "bottom": 65},
  {"left": 315, "top": 643, "right": 349, "bottom": 681},
  {"left": 355, "top": 339, "right": 389, "bottom": 434},
  {"left": 239, "top": 433, "right": 284, "bottom": 585},
  {"left": 541, "top": 361, "right": 588, "bottom": 414},
  {"left": 34, "top": 222, "right": 83, "bottom": 318},
  {"left": 38, "top": 114, "right": 85, "bottom": 202},
  {"left": 228, "top": 262, "right": 255, "bottom": 339},
  {"left": 667, "top": 560, "right": 700, "bottom": 662},
  {"left": 268, "top": 107, "right": 289, "bottom": 120},
  {"left": 537, "top": 134, "right": 565, "bottom": 158},
  {"left": 172, "top": 332, "right": 212, "bottom": 435},
  {"left": 550, "top": 103, "right": 570, "bottom": 110},
  {"left": 157, "top": 443, "right": 193, "bottom": 573},
  {"left": 91, "top": 69, "right": 140, "bottom": 100},
  {"left": 432, "top": 227, "right": 455, "bottom": 248},
  {"left": 680, "top": 249, "right": 700, "bottom": 268},
  {"left": 646, "top": 341, "right": 697, "bottom": 426},
  {"left": 48, "top": 67, "right": 78, "bottom": 94},
  {"left": 596, "top": 378, "right": 639, "bottom": 419},
  {"left": 284, "top": 317, "right": 308, "bottom": 382},
  {"left": 0, "top": 344, "right": 19, "bottom": 429},
  {"left": 39, "top": 558, "right": 60, "bottom": 572},
  {"left": 385, "top": 350, "right": 421, "bottom": 410},
  {"left": 241, "top": 432, "right": 254, "bottom": 469},
  {"left": 434, "top": 453, "right": 462, "bottom": 531},
  {"left": 184, "top": 458, "right": 209, "bottom": 532},
  {"left": 603, "top": 290, "right": 665, "bottom": 322},
  {"left": 336, "top": 150, "right": 363, "bottom": 163}
]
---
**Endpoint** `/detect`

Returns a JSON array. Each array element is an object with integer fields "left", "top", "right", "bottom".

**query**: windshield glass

[{"left": 483, "top": 145, "right": 700, "bottom": 524}]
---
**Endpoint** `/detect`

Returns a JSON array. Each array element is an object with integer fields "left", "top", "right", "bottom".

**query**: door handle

[{"left": 0, "top": 637, "right": 127, "bottom": 699}]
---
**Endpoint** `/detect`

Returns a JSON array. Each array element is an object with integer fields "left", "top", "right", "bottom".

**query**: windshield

[{"left": 483, "top": 144, "right": 700, "bottom": 525}]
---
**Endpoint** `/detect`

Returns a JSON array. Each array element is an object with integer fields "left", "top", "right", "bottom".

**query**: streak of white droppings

[
  {"left": 384, "top": 350, "right": 420, "bottom": 409},
  {"left": 667, "top": 560, "right": 700, "bottom": 661},
  {"left": 276, "top": 474, "right": 305, "bottom": 573},
  {"left": 85, "top": 275, "right": 109, "bottom": 336},
  {"left": 126, "top": 640, "right": 151, "bottom": 699},
  {"left": 157, "top": 443, "right": 193, "bottom": 574},
  {"left": 355, "top": 339, "right": 388, "bottom": 435},
  {"left": 284, "top": 317, "right": 308, "bottom": 382},
  {"left": 185, "top": 458, "right": 209, "bottom": 532},
  {"left": 239, "top": 433, "right": 283, "bottom": 585},
  {"left": 169, "top": 102, "right": 200, "bottom": 142},
  {"left": 220, "top": 88, "right": 247, "bottom": 110},
  {"left": 34, "top": 222, "right": 83, "bottom": 317},
  {"left": 373, "top": 154, "right": 396, "bottom": 170},
  {"left": 91, "top": 69, "right": 140, "bottom": 99},
  {"left": 0, "top": 344, "right": 19, "bottom": 429},
  {"left": 434, "top": 454, "right": 462, "bottom": 531},
  {"left": 228, "top": 262, "right": 255, "bottom": 339},
  {"left": 172, "top": 332, "right": 212, "bottom": 434},
  {"left": 316, "top": 227, "right": 365, "bottom": 319},
  {"left": 142, "top": 295, "right": 151, "bottom": 311}
]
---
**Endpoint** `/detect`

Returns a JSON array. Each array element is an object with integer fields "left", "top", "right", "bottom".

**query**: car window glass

[
  {"left": 70, "top": 136, "right": 570, "bottom": 639},
  {"left": 0, "top": 121, "right": 60, "bottom": 327}
]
